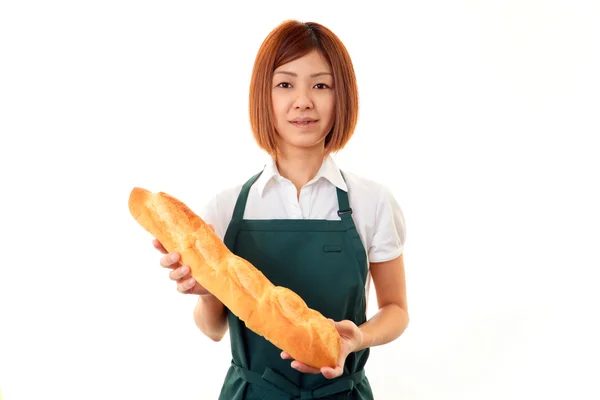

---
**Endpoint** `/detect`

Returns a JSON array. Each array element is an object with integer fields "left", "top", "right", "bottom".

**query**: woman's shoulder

[
  {"left": 340, "top": 169, "right": 405, "bottom": 225},
  {"left": 340, "top": 169, "right": 406, "bottom": 262},
  {"left": 342, "top": 170, "right": 386, "bottom": 190},
  {"left": 213, "top": 182, "right": 245, "bottom": 204},
  {"left": 198, "top": 180, "right": 247, "bottom": 240},
  {"left": 340, "top": 169, "right": 401, "bottom": 206}
]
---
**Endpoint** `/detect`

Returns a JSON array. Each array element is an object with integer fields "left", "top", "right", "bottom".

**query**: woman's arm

[
  {"left": 356, "top": 254, "right": 409, "bottom": 350},
  {"left": 193, "top": 294, "right": 229, "bottom": 342}
]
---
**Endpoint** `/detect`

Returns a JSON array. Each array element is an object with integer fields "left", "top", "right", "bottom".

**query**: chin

[
  {"left": 276, "top": 125, "right": 329, "bottom": 151},
  {"left": 283, "top": 136, "right": 327, "bottom": 150}
]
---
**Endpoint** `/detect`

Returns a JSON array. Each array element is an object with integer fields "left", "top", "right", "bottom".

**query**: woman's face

[{"left": 271, "top": 50, "right": 335, "bottom": 154}]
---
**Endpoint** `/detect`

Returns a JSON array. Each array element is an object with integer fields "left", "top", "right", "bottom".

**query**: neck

[{"left": 275, "top": 147, "right": 327, "bottom": 195}]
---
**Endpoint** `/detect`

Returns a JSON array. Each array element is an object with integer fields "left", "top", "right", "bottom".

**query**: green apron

[{"left": 218, "top": 171, "right": 373, "bottom": 400}]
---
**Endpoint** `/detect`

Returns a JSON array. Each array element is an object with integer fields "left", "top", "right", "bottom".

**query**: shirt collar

[{"left": 256, "top": 154, "right": 348, "bottom": 197}]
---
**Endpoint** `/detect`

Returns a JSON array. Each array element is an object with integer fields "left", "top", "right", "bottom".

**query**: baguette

[{"left": 128, "top": 187, "right": 341, "bottom": 369}]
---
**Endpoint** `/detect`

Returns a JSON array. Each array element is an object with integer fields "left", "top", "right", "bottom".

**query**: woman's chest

[{"left": 244, "top": 181, "right": 342, "bottom": 220}]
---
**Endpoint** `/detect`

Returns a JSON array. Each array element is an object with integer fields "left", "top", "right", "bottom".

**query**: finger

[
  {"left": 169, "top": 265, "right": 190, "bottom": 281},
  {"left": 208, "top": 223, "right": 215, "bottom": 231},
  {"left": 321, "top": 366, "right": 343, "bottom": 379},
  {"left": 177, "top": 277, "right": 197, "bottom": 293},
  {"left": 160, "top": 252, "right": 180, "bottom": 268},
  {"left": 280, "top": 352, "right": 292, "bottom": 360},
  {"left": 152, "top": 239, "right": 168, "bottom": 254},
  {"left": 290, "top": 361, "right": 320, "bottom": 374}
]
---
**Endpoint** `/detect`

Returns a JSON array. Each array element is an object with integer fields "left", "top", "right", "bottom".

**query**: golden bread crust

[{"left": 128, "top": 187, "right": 341, "bottom": 369}]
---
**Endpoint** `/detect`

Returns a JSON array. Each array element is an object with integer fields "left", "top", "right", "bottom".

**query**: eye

[
  {"left": 276, "top": 82, "right": 292, "bottom": 88},
  {"left": 314, "top": 83, "right": 330, "bottom": 89}
]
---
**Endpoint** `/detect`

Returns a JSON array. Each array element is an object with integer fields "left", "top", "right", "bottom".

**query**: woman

[{"left": 154, "top": 20, "right": 408, "bottom": 400}]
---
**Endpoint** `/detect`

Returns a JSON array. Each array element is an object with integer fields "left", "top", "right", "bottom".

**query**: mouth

[{"left": 290, "top": 119, "right": 318, "bottom": 128}]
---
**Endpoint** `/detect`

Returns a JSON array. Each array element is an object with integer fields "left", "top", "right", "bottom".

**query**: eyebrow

[{"left": 273, "top": 71, "right": 332, "bottom": 78}]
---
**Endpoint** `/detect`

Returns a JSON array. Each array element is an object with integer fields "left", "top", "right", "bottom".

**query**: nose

[{"left": 293, "top": 88, "right": 313, "bottom": 110}]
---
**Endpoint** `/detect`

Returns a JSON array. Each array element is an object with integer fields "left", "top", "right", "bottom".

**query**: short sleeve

[
  {"left": 368, "top": 185, "right": 406, "bottom": 263},
  {"left": 197, "top": 194, "right": 226, "bottom": 241}
]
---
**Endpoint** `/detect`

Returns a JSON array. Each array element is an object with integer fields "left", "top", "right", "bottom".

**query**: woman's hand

[
  {"left": 280, "top": 319, "right": 365, "bottom": 379},
  {"left": 153, "top": 225, "right": 215, "bottom": 295}
]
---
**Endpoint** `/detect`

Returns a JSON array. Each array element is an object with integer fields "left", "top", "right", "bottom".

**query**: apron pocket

[{"left": 323, "top": 245, "right": 342, "bottom": 252}]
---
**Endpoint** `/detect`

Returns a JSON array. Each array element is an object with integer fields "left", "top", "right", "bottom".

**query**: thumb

[{"left": 334, "top": 320, "right": 356, "bottom": 336}]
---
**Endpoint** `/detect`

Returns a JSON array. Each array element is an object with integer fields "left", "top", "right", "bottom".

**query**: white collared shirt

[{"left": 199, "top": 154, "right": 406, "bottom": 301}]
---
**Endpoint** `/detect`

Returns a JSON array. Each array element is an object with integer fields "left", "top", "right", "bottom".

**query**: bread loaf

[{"left": 128, "top": 187, "right": 341, "bottom": 369}]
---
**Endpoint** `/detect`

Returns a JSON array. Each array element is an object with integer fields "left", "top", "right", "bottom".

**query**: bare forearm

[
  {"left": 193, "top": 294, "right": 228, "bottom": 341},
  {"left": 357, "top": 304, "right": 409, "bottom": 351}
]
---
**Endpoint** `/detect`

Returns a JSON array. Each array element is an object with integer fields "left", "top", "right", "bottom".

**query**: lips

[
  {"left": 290, "top": 120, "right": 318, "bottom": 128},
  {"left": 290, "top": 118, "right": 317, "bottom": 123},
  {"left": 290, "top": 118, "right": 318, "bottom": 128}
]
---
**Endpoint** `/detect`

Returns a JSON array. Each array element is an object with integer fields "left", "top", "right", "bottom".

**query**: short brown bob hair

[{"left": 249, "top": 20, "right": 359, "bottom": 157}]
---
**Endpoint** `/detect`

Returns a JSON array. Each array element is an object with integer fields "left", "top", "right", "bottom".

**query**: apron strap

[
  {"left": 336, "top": 172, "right": 368, "bottom": 275},
  {"left": 223, "top": 170, "right": 263, "bottom": 251},
  {"left": 231, "top": 362, "right": 365, "bottom": 399},
  {"left": 336, "top": 172, "right": 352, "bottom": 217}
]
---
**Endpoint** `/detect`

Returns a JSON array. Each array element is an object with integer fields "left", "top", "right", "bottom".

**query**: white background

[{"left": 1, "top": 0, "right": 599, "bottom": 399}]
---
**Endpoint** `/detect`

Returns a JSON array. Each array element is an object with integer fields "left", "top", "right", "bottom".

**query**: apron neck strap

[
  {"left": 231, "top": 170, "right": 262, "bottom": 223},
  {"left": 224, "top": 171, "right": 262, "bottom": 251},
  {"left": 336, "top": 171, "right": 353, "bottom": 221}
]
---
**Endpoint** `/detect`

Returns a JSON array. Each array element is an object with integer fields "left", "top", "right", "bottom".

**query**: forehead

[{"left": 274, "top": 50, "right": 331, "bottom": 74}]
